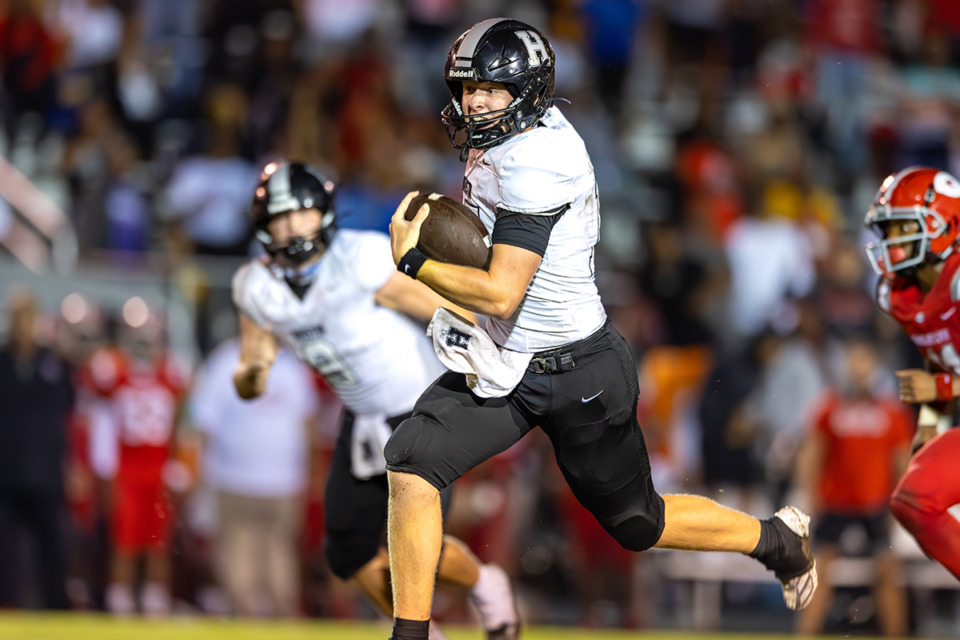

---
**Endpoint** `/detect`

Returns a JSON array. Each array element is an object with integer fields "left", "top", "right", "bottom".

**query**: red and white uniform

[
  {"left": 876, "top": 255, "right": 960, "bottom": 581},
  {"left": 877, "top": 253, "right": 960, "bottom": 376},
  {"left": 65, "top": 367, "right": 110, "bottom": 534},
  {"left": 87, "top": 347, "right": 187, "bottom": 553}
]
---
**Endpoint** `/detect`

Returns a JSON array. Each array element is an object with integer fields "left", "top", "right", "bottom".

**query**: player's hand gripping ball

[{"left": 400, "top": 193, "right": 492, "bottom": 269}]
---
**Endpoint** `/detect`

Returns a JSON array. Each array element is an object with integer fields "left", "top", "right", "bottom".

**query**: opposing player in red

[
  {"left": 57, "top": 293, "right": 109, "bottom": 609},
  {"left": 864, "top": 165, "right": 960, "bottom": 581},
  {"left": 87, "top": 297, "right": 189, "bottom": 615}
]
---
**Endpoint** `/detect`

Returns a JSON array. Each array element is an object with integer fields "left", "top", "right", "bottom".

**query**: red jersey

[
  {"left": 877, "top": 252, "right": 960, "bottom": 375},
  {"left": 65, "top": 368, "right": 107, "bottom": 531},
  {"left": 812, "top": 392, "right": 913, "bottom": 511},
  {"left": 86, "top": 347, "right": 187, "bottom": 483}
]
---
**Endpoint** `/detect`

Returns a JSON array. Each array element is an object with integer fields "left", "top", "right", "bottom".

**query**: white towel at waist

[
  {"left": 427, "top": 307, "right": 532, "bottom": 398},
  {"left": 351, "top": 413, "right": 393, "bottom": 480}
]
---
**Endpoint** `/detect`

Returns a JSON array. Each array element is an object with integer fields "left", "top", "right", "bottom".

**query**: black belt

[{"left": 526, "top": 320, "right": 610, "bottom": 375}]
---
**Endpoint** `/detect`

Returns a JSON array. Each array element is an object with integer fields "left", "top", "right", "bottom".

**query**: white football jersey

[
  {"left": 463, "top": 106, "right": 606, "bottom": 352},
  {"left": 232, "top": 230, "right": 444, "bottom": 415}
]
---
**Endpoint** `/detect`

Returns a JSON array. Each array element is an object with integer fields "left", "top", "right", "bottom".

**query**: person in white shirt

[
  {"left": 231, "top": 161, "right": 517, "bottom": 640},
  {"left": 190, "top": 338, "right": 317, "bottom": 616},
  {"left": 383, "top": 18, "right": 819, "bottom": 640}
]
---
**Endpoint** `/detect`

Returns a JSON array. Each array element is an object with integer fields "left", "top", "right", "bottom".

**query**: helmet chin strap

[{"left": 271, "top": 234, "right": 325, "bottom": 288}]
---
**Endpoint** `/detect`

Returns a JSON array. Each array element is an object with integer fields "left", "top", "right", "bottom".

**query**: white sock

[
  {"left": 468, "top": 564, "right": 518, "bottom": 630},
  {"left": 469, "top": 564, "right": 497, "bottom": 597},
  {"left": 105, "top": 583, "right": 136, "bottom": 616},
  {"left": 141, "top": 581, "right": 171, "bottom": 617}
]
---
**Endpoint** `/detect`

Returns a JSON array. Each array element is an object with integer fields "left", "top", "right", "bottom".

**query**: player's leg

[
  {"left": 889, "top": 429, "right": 960, "bottom": 580},
  {"left": 386, "top": 470, "right": 444, "bottom": 623},
  {"left": 546, "top": 327, "right": 815, "bottom": 609},
  {"left": 143, "top": 550, "right": 171, "bottom": 617},
  {"left": 323, "top": 413, "right": 395, "bottom": 611},
  {"left": 106, "top": 551, "right": 138, "bottom": 615},
  {"left": 435, "top": 535, "right": 519, "bottom": 639},
  {"left": 142, "top": 484, "right": 173, "bottom": 617},
  {"left": 325, "top": 411, "right": 453, "bottom": 640},
  {"left": 107, "top": 481, "right": 141, "bottom": 616},
  {"left": 654, "top": 494, "right": 760, "bottom": 551},
  {"left": 384, "top": 371, "right": 532, "bottom": 639}
]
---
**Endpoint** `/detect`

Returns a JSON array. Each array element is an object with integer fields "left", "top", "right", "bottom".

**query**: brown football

[{"left": 403, "top": 193, "right": 492, "bottom": 269}]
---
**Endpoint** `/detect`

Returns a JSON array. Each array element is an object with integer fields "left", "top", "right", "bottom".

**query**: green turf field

[{"left": 0, "top": 613, "right": 870, "bottom": 640}]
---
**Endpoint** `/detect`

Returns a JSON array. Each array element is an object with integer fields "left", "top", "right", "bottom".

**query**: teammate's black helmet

[
  {"left": 441, "top": 18, "right": 555, "bottom": 156},
  {"left": 251, "top": 161, "right": 337, "bottom": 264}
]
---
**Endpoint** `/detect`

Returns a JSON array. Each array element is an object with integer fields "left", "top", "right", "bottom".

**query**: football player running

[
  {"left": 384, "top": 18, "right": 817, "bottom": 640},
  {"left": 864, "top": 166, "right": 960, "bottom": 581},
  {"left": 231, "top": 161, "right": 520, "bottom": 639}
]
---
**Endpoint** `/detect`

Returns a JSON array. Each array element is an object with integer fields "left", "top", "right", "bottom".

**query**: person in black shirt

[{"left": 0, "top": 290, "right": 75, "bottom": 609}]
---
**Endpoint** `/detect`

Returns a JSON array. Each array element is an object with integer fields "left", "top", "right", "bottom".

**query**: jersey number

[
  {"left": 115, "top": 386, "right": 177, "bottom": 446},
  {"left": 302, "top": 338, "right": 356, "bottom": 387},
  {"left": 926, "top": 343, "right": 960, "bottom": 375}
]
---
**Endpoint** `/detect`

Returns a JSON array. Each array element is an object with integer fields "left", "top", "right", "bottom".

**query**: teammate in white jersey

[
  {"left": 231, "top": 161, "right": 519, "bottom": 639},
  {"left": 383, "top": 19, "right": 818, "bottom": 640}
]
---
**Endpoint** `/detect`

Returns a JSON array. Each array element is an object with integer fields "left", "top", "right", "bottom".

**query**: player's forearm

[
  {"left": 233, "top": 363, "right": 269, "bottom": 400},
  {"left": 417, "top": 260, "right": 520, "bottom": 319}
]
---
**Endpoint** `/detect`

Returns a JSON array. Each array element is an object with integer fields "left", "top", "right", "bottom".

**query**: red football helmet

[{"left": 864, "top": 166, "right": 960, "bottom": 277}]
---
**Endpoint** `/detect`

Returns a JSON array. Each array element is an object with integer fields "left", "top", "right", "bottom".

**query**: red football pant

[
  {"left": 890, "top": 429, "right": 960, "bottom": 581},
  {"left": 112, "top": 478, "right": 171, "bottom": 553}
]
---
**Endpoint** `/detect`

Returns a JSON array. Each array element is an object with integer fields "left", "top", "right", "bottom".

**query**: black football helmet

[
  {"left": 441, "top": 18, "right": 555, "bottom": 157},
  {"left": 251, "top": 161, "right": 337, "bottom": 264}
]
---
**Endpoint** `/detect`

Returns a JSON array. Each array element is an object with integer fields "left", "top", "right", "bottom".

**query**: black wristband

[{"left": 397, "top": 247, "right": 428, "bottom": 279}]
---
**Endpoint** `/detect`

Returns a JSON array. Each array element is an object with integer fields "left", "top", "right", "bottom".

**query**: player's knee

[
  {"left": 324, "top": 531, "right": 379, "bottom": 580},
  {"left": 891, "top": 469, "right": 941, "bottom": 529},
  {"left": 890, "top": 483, "right": 931, "bottom": 529},
  {"left": 603, "top": 512, "right": 664, "bottom": 552},
  {"left": 383, "top": 417, "right": 425, "bottom": 469},
  {"left": 889, "top": 489, "right": 912, "bottom": 525}
]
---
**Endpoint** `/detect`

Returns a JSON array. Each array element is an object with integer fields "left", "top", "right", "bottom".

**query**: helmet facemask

[
  {"left": 864, "top": 206, "right": 944, "bottom": 277},
  {"left": 442, "top": 66, "right": 554, "bottom": 156},
  {"left": 255, "top": 208, "right": 336, "bottom": 266}
]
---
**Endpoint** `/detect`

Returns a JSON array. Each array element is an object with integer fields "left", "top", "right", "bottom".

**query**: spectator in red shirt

[{"left": 795, "top": 335, "right": 912, "bottom": 636}]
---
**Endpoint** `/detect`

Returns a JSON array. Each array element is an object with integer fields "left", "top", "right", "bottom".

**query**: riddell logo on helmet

[{"left": 448, "top": 69, "right": 475, "bottom": 78}]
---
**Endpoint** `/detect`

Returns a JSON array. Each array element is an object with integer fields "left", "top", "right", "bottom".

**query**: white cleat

[
  {"left": 468, "top": 564, "right": 521, "bottom": 640},
  {"left": 773, "top": 506, "right": 818, "bottom": 611}
]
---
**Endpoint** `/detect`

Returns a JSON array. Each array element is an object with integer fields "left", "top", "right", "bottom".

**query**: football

[{"left": 403, "top": 193, "right": 492, "bottom": 269}]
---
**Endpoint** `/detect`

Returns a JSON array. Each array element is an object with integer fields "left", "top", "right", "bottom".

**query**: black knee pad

[
  {"left": 383, "top": 417, "right": 424, "bottom": 469},
  {"left": 383, "top": 416, "right": 451, "bottom": 491},
  {"left": 324, "top": 530, "right": 380, "bottom": 580},
  {"left": 602, "top": 504, "right": 665, "bottom": 552}
]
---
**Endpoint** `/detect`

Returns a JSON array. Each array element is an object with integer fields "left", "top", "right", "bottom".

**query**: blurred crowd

[{"left": 2, "top": 0, "right": 960, "bottom": 635}]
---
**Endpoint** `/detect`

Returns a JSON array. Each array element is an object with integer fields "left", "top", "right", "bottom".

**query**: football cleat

[
  {"left": 468, "top": 564, "right": 521, "bottom": 640},
  {"left": 772, "top": 506, "right": 818, "bottom": 610}
]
